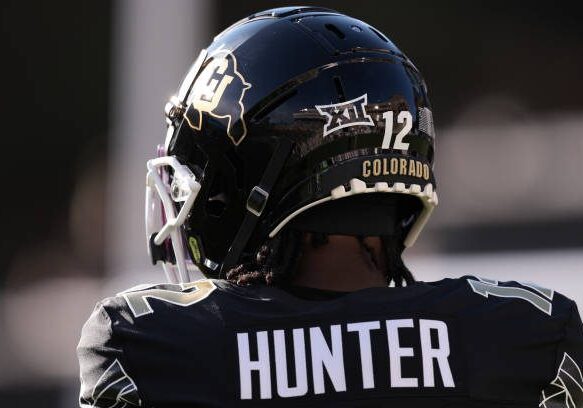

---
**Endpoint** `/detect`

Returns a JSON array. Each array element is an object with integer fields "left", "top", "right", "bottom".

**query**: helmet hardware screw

[{"left": 164, "top": 97, "right": 186, "bottom": 120}]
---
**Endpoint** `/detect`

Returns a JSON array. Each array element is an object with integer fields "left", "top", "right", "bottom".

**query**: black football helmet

[{"left": 145, "top": 6, "right": 437, "bottom": 283}]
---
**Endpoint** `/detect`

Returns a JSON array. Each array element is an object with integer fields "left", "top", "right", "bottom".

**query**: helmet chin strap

[{"left": 221, "top": 138, "right": 294, "bottom": 275}]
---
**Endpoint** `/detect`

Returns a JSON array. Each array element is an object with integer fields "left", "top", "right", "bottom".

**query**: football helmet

[{"left": 145, "top": 6, "right": 437, "bottom": 283}]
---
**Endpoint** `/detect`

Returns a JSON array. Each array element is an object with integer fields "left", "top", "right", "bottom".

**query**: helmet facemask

[{"left": 145, "top": 148, "right": 201, "bottom": 283}]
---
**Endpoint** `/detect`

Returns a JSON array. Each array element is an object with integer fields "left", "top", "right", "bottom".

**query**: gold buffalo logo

[{"left": 184, "top": 49, "right": 251, "bottom": 145}]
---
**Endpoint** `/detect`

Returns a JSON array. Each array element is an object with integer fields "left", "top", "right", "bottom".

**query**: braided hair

[{"left": 225, "top": 228, "right": 415, "bottom": 287}]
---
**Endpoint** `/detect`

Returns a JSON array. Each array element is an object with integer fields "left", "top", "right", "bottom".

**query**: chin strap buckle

[{"left": 246, "top": 186, "right": 269, "bottom": 217}]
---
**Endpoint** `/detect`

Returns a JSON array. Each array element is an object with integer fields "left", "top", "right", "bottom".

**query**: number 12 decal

[
  {"left": 122, "top": 280, "right": 217, "bottom": 318},
  {"left": 467, "top": 277, "right": 554, "bottom": 315},
  {"left": 382, "top": 111, "right": 413, "bottom": 151}
]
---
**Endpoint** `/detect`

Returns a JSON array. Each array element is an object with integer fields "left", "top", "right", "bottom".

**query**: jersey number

[
  {"left": 467, "top": 277, "right": 554, "bottom": 315},
  {"left": 122, "top": 280, "right": 217, "bottom": 318}
]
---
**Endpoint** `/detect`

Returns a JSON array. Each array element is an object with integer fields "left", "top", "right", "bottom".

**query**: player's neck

[{"left": 291, "top": 235, "right": 387, "bottom": 292}]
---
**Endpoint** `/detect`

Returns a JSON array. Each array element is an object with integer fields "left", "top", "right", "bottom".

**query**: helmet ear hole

[{"left": 206, "top": 194, "right": 228, "bottom": 217}]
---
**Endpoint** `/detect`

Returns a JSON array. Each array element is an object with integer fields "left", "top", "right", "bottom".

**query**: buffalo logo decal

[
  {"left": 315, "top": 94, "right": 374, "bottom": 137},
  {"left": 184, "top": 48, "right": 252, "bottom": 145}
]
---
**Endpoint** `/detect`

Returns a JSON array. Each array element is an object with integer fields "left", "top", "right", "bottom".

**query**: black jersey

[{"left": 77, "top": 276, "right": 583, "bottom": 408}]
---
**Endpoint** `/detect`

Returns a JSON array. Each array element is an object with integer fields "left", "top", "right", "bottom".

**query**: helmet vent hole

[
  {"left": 325, "top": 23, "right": 345, "bottom": 39},
  {"left": 368, "top": 26, "right": 389, "bottom": 43},
  {"left": 333, "top": 76, "right": 347, "bottom": 102}
]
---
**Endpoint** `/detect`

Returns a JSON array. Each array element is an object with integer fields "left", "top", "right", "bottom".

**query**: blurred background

[{"left": 0, "top": 0, "right": 582, "bottom": 406}]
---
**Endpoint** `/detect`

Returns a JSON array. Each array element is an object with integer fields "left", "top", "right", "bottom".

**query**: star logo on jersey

[
  {"left": 184, "top": 48, "right": 252, "bottom": 145},
  {"left": 540, "top": 353, "right": 583, "bottom": 408},
  {"left": 315, "top": 94, "right": 374, "bottom": 137}
]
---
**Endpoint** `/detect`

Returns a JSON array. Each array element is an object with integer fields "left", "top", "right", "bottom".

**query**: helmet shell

[{"left": 164, "top": 7, "right": 436, "bottom": 276}]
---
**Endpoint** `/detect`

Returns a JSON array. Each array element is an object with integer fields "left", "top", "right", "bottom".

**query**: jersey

[{"left": 77, "top": 276, "right": 583, "bottom": 408}]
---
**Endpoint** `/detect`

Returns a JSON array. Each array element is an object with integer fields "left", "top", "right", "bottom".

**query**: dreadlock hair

[{"left": 225, "top": 228, "right": 415, "bottom": 287}]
